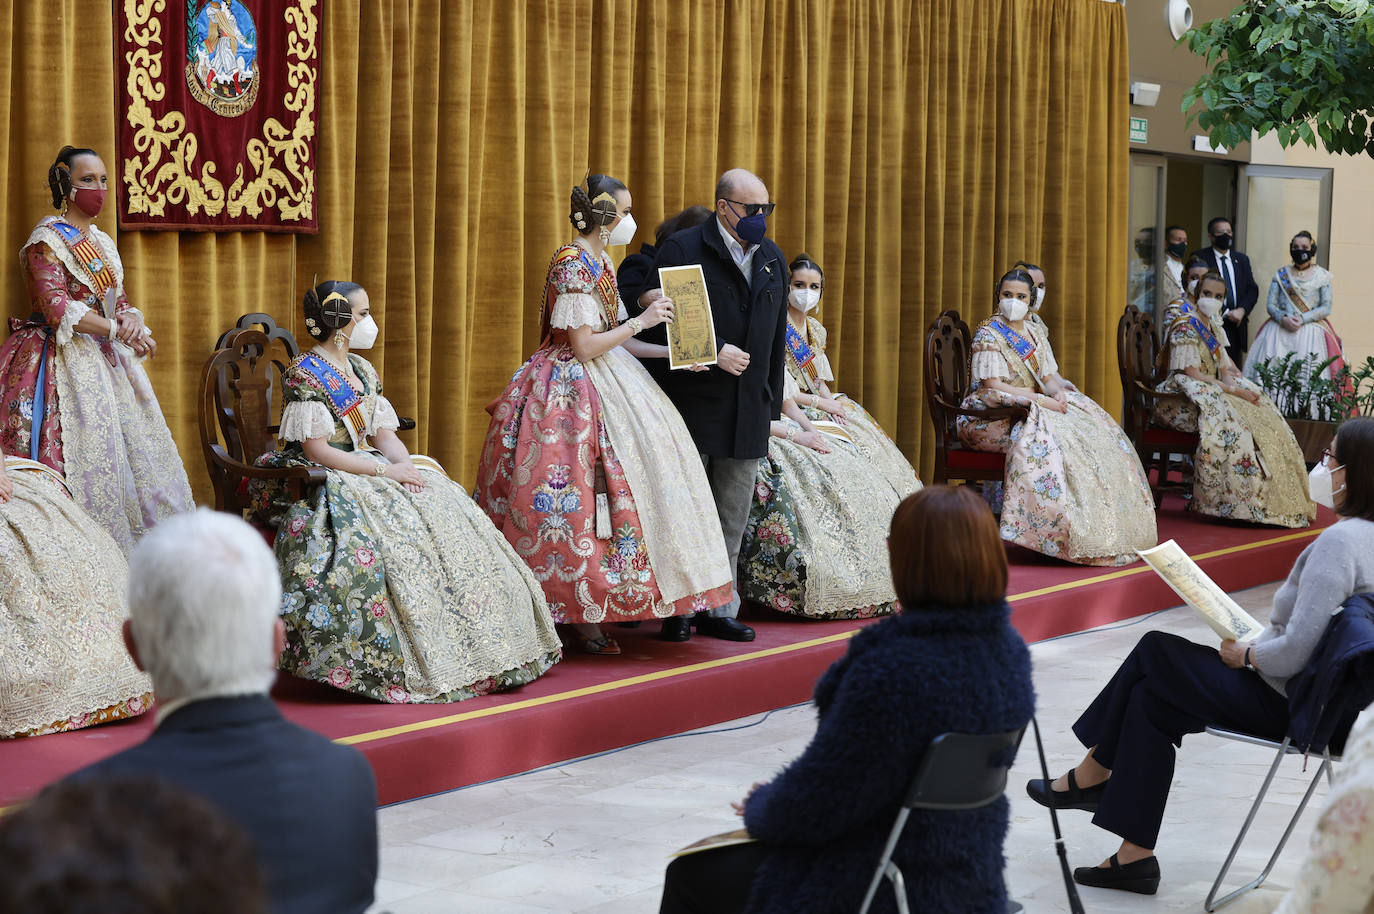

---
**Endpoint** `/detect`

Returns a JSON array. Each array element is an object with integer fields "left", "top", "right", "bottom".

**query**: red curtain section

[{"left": 115, "top": 0, "right": 319, "bottom": 232}]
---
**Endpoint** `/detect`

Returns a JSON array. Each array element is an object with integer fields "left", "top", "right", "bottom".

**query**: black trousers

[
  {"left": 658, "top": 841, "right": 768, "bottom": 914},
  {"left": 1072, "top": 630, "right": 1288, "bottom": 849}
]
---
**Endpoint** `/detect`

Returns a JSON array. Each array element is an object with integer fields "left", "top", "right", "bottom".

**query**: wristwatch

[{"left": 1243, "top": 646, "right": 1254, "bottom": 670}]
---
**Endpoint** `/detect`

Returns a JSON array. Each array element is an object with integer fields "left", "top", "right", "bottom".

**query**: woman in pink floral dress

[
  {"left": 0, "top": 146, "right": 191, "bottom": 552},
  {"left": 475, "top": 175, "right": 734, "bottom": 654}
]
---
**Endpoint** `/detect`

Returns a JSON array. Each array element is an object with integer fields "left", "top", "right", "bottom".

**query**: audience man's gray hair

[{"left": 125, "top": 509, "right": 283, "bottom": 701}]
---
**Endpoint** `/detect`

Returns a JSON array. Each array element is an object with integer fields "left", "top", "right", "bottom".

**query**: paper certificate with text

[
  {"left": 1137, "top": 540, "right": 1266, "bottom": 641},
  {"left": 659, "top": 265, "right": 719, "bottom": 370}
]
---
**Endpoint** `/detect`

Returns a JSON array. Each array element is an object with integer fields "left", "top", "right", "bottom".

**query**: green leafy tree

[{"left": 1182, "top": 0, "right": 1374, "bottom": 156}]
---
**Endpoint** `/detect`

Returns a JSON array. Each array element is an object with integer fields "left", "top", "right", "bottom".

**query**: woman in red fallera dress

[{"left": 475, "top": 175, "right": 734, "bottom": 654}]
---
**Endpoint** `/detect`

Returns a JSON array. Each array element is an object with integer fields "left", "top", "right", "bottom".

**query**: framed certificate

[{"left": 658, "top": 265, "right": 718, "bottom": 370}]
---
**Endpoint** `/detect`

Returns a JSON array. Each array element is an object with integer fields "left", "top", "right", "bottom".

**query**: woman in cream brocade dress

[
  {"left": 957, "top": 270, "right": 1156, "bottom": 566},
  {"left": 1154, "top": 272, "right": 1314, "bottom": 528},
  {"left": 737, "top": 255, "right": 920, "bottom": 618},
  {"left": 0, "top": 454, "right": 151, "bottom": 737},
  {"left": 255, "top": 281, "right": 562, "bottom": 704}
]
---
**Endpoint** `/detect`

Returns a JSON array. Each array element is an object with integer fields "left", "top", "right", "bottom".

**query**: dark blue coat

[
  {"left": 69, "top": 695, "right": 378, "bottom": 914},
  {"left": 637, "top": 219, "right": 788, "bottom": 459},
  {"left": 1286, "top": 593, "right": 1374, "bottom": 756},
  {"left": 743, "top": 603, "right": 1034, "bottom": 914}
]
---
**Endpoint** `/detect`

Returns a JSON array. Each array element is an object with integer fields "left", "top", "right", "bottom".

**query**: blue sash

[
  {"left": 1275, "top": 267, "right": 1311, "bottom": 315},
  {"left": 784, "top": 321, "right": 821, "bottom": 391},
  {"left": 1176, "top": 301, "right": 1221, "bottom": 358},
  {"left": 296, "top": 353, "right": 367, "bottom": 445},
  {"left": 988, "top": 318, "right": 1044, "bottom": 384}
]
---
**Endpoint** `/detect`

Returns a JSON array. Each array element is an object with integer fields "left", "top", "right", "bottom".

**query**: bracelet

[
  {"left": 786, "top": 426, "right": 797, "bottom": 441},
  {"left": 375, "top": 462, "right": 388, "bottom": 477},
  {"left": 1244, "top": 647, "right": 1253, "bottom": 670},
  {"left": 108, "top": 316, "right": 118, "bottom": 340},
  {"left": 626, "top": 317, "right": 644, "bottom": 335}
]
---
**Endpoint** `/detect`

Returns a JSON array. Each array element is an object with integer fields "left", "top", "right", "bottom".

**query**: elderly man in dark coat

[{"left": 635, "top": 168, "right": 789, "bottom": 643}]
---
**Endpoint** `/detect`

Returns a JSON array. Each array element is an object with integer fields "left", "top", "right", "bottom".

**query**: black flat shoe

[
  {"left": 1073, "top": 853, "right": 1160, "bottom": 895},
  {"left": 694, "top": 616, "right": 756, "bottom": 642},
  {"left": 659, "top": 617, "right": 692, "bottom": 642},
  {"left": 1026, "top": 769, "right": 1106, "bottom": 812}
]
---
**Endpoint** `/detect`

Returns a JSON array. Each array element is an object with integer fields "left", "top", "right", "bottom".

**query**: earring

[
  {"left": 333, "top": 331, "right": 348, "bottom": 348},
  {"left": 599, "top": 227, "right": 611, "bottom": 245}
]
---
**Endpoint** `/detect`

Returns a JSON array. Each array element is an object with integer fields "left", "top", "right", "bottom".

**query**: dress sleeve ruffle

[
  {"left": 1167, "top": 336, "right": 1205, "bottom": 373},
  {"left": 971, "top": 349, "right": 1012, "bottom": 383},
  {"left": 278, "top": 400, "right": 336, "bottom": 442},
  {"left": 371, "top": 395, "right": 400, "bottom": 433},
  {"left": 549, "top": 293, "right": 605, "bottom": 331}
]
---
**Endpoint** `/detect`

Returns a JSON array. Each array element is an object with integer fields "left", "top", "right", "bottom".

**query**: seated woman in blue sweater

[
  {"left": 658, "top": 485, "right": 1035, "bottom": 914},
  {"left": 1028, "top": 415, "right": 1374, "bottom": 895}
]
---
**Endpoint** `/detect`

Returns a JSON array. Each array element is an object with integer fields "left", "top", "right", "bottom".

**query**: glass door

[
  {"left": 1236, "top": 164, "right": 1334, "bottom": 348},
  {"left": 1128, "top": 154, "right": 1167, "bottom": 319}
]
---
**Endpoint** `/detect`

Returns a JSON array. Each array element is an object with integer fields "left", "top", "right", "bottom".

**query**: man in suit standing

[
  {"left": 1192, "top": 216, "right": 1259, "bottom": 365},
  {"left": 68, "top": 509, "right": 378, "bottom": 914},
  {"left": 635, "top": 168, "right": 788, "bottom": 643}
]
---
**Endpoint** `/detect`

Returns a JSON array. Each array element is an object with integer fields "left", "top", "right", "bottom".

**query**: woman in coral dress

[
  {"left": 254, "top": 281, "right": 562, "bottom": 703},
  {"left": 0, "top": 452, "right": 151, "bottom": 737},
  {"left": 475, "top": 175, "right": 734, "bottom": 654},
  {"left": 0, "top": 146, "right": 191, "bottom": 553},
  {"left": 957, "top": 268, "right": 1157, "bottom": 565}
]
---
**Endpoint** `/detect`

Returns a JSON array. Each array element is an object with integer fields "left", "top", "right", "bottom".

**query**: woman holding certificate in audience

[
  {"left": 736, "top": 256, "right": 918, "bottom": 619},
  {"left": 956, "top": 268, "right": 1156, "bottom": 566},
  {"left": 476, "top": 175, "right": 734, "bottom": 655},
  {"left": 1153, "top": 271, "right": 1314, "bottom": 528},
  {"left": 1028, "top": 417, "right": 1374, "bottom": 895}
]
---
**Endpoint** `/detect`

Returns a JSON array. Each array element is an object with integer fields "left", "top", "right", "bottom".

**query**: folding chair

[
  {"left": 1203, "top": 596, "right": 1374, "bottom": 912},
  {"left": 858, "top": 728, "right": 1026, "bottom": 914},
  {"left": 1202, "top": 728, "right": 1338, "bottom": 911}
]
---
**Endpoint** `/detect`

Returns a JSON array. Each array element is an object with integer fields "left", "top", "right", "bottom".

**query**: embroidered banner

[{"left": 115, "top": 0, "right": 319, "bottom": 232}]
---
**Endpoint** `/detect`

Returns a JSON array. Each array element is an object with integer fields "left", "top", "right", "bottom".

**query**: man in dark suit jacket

[
  {"left": 633, "top": 169, "right": 788, "bottom": 644},
  {"left": 67, "top": 510, "right": 378, "bottom": 914},
  {"left": 1191, "top": 216, "right": 1259, "bottom": 365}
]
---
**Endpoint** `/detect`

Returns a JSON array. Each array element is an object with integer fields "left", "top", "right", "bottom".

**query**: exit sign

[{"left": 1130, "top": 117, "right": 1148, "bottom": 143}]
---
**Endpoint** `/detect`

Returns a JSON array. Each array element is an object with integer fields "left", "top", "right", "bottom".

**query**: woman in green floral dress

[{"left": 255, "top": 280, "right": 562, "bottom": 703}]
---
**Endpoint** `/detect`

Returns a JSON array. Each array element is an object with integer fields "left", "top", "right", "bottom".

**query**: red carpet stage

[{"left": 0, "top": 496, "right": 1335, "bottom": 810}]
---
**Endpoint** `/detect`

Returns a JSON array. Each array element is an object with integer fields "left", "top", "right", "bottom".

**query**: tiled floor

[{"left": 369, "top": 581, "right": 1322, "bottom": 913}]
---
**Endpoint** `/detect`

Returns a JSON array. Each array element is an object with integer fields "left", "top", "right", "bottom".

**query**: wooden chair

[
  {"left": 199, "top": 326, "right": 326, "bottom": 516},
  {"left": 1116, "top": 305, "right": 1198, "bottom": 505},
  {"left": 924, "top": 310, "right": 1027, "bottom": 485},
  {"left": 215, "top": 312, "right": 416, "bottom": 431}
]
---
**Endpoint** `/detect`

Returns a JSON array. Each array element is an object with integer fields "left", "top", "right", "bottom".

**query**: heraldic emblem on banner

[{"left": 116, "top": 0, "right": 319, "bottom": 232}]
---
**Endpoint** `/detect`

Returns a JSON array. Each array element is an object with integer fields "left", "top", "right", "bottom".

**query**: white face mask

[
  {"left": 999, "top": 296, "right": 1029, "bottom": 322},
  {"left": 606, "top": 213, "right": 637, "bottom": 246},
  {"left": 347, "top": 315, "right": 379, "bottom": 350},
  {"left": 1186, "top": 278, "right": 1199, "bottom": 297},
  {"left": 1308, "top": 461, "right": 1346, "bottom": 510},
  {"left": 1032, "top": 289, "right": 1046, "bottom": 313},
  {"left": 1197, "top": 296, "right": 1224, "bottom": 318},
  {"left": 789, "top": 288, "right": 821, "bottom": 312}
]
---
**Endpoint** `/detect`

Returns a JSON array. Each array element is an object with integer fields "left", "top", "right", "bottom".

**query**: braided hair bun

[
  {"left": 303, "top": 280, "right": 363, "bottom": 340},
  {"left": 568, "top": 174, "right": 628, "bottom": 235}
]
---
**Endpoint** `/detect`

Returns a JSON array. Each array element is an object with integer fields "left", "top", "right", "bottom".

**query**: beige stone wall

[{"left": 1249, "top": 133, "right": 1374, "bottom": 371}]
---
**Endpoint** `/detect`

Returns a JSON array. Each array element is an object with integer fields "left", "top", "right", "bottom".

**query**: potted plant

[{"left": 1251, "top": 353, "right": 1374, "bottom": 462}]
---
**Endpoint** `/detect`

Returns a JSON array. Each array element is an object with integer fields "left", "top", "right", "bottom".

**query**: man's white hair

[{"left": 127, "top": 508, "right": 282, "bottom": 701}]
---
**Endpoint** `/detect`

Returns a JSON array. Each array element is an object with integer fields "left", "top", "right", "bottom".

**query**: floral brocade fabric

[
  {"left": 1154, "top": 304, "right": 1315, "bottom": 528},
  {"left": 1, "top": 459, "right": 152, "bottom": 737},
  {"left": 0, "top": 219, "right": 193, "bottom": 553},
  {"left": 256, "top": 355, "right": 562, "bottom": 704},
  {"left": 474, "top": 243, "right": 734, "bottom": 624},
  {"left": 957, "top": 319, "right": 1157, "bottom": 566}
]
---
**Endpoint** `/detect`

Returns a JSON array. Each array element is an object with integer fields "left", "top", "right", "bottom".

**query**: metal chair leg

[
  {"left": 859, "top": 808, "right": 909, "bottom": 914},
  {"left": 1205, "top": 742, "right": 1332, "bottom": 912},
  {"left": 886, "top": 862, "right": 910, "bottom": 914}
]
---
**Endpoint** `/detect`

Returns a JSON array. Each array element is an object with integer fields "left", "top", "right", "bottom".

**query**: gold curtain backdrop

[{"left": 0, "top": 0, "right": 1128, "bottom": 501}]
